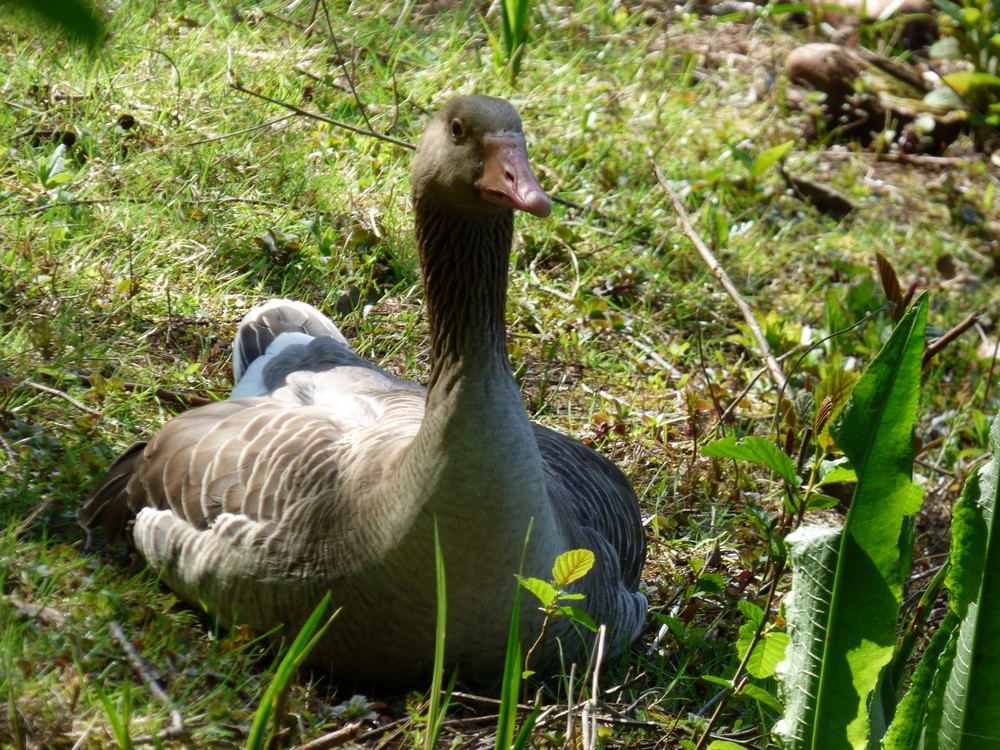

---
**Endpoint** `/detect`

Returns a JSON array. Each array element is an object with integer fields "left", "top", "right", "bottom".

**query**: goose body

[{"left": 81, "top": 96, "right": 646, "bottom": 684}]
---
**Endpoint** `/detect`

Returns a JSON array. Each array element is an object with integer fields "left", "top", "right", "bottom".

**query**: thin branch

[
  {"left": 923, "top": 310, "right": 981, "bottom": 367},
  {"left": 81, "top": 373, "right": 217, "bottom": 409},
  {"left": 259, "top": 9, "right": 422, "bottom": 68},
  {"left": 581, "top": 625, "right": 607, "bottom": 750},
  {"left": 229, "top": 81, "right": 415, "bottom": 151},
  {"left": 290, "top": 720, "right": 364, "bottom": 750},
  {"left": 316, "top": 0, "right": 375, "bottom": 134},
  {"left": 183, "top": 114, "right": 296, "bottom": 147},
  {"left": 717, "top": 346, "right": 805, "bottom": 428},
  {"left": 107, "top": 621, "right": 185, "bottom": 745},
  {"left": 21, "top": 380, "right": 102, "bottom": 418},
  {"left": 651, "top": 160, "right": 788, "bottom": 393},
  {"left": 0, "top": 433, "right": 17, "bottom": 469}
]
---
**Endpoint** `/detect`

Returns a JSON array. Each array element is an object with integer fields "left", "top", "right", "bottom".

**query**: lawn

[{"left": 2, "top": 0, "right": 998, "bottom": 747}]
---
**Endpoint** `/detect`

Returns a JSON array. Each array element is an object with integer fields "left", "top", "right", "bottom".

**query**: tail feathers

[
  {"left": 78, "top": 442, "right": 147, "bottom": 545},
  {"left": 233, "top": 300, "right": 346, "bottom": 383}
]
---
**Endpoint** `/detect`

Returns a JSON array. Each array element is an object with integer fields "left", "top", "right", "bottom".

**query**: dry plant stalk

[{"left": 651, "top": 161, "right": 789, "bottom": 394}]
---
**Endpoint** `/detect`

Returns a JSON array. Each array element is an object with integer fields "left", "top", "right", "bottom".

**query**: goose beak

[{"left": 476, "top": 135, "right": 552, "bottom": 218}]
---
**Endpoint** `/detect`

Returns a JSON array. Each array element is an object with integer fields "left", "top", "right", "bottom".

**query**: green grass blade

[
  {"left": 247, "top": 591, "right": 337, "bottom": 750},
  {"left": 512, "top": 706, "right": 541, "bottom": 750},
  {"left": 496, "top": 581, "right": 523, "bottom": 750},
  {"left": 497, "top": 518, "right": 536, "bottom": 750},
  {"left": 423, "top": 519, "right": 451, "bottom": 750},
  {"left": 749, "top": 140, "right": 793, "bottom": 179},
  {"left": 93, "top": 678, "right": 134, "bottom": 750}
]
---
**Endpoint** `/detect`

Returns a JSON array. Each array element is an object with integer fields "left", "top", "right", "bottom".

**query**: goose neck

[{"left": 415, "top": 201, "right": 514, "bottom": 387}]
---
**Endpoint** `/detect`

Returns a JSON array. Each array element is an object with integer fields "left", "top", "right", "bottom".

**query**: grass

[{"left": 1, "top": 0, "right": 998, "bottom": 747}]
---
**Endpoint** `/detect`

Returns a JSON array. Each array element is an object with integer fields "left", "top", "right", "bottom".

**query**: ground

[{"left": 1, "top": 0, "right": 998, "bottom": 748}]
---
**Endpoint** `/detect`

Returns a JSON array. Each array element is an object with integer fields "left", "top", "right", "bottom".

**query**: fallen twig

[
  {"left": 581, "top": 625, "right": 607, "bottom": 750},
  {"left": 74, "top": 373, "right": 217, "bottom": 409},
  {"left": 21, "top": 380, "right": 103, "bottom": 418},
  {"left": 0, "top": 433, "right": 17, "bottom": 469},
  {"left": 819, "top": 149, "right": 981, "bottom": 168},
  {"left": 291, "top": 720, "right": 364, "bottom": 750},
  {"left": 781, "top": 168, "right": 855, "bottom": 219},
  {"left": 107, "top": 620, "right": 185, "bottom": 745},
  {"left": 652, "top": 161, "right": 789, "bottom": 393},
  {"left": 7, "top": 594, "right": 67, "bottom": 626}
]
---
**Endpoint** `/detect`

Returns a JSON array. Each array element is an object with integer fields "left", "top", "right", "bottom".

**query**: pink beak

[{"left": 475, "top": 135, "right": 552, "bottom": 218}]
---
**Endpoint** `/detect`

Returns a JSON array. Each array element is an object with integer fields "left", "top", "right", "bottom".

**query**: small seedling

[{"left": 517, "top": 548, "right": 598, "bottom": 678}]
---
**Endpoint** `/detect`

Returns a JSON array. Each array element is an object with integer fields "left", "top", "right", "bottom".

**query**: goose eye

[{"left": 450, "top": 118, "right": 464, "bottom": 138}]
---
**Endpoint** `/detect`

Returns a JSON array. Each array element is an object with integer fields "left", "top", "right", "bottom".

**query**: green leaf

[
  {"left": 737, "top": 619, "right": 757, "bottom": 659},
  {"left": 942, "top": 70, "right": 1000, "bottom": 95},
  {"left": 517, "top": 576, "right": 558, "bottom": 608},
  {"left": 745, "top": 630, "right": 789, "bottom": 679},
  {"left": 701, "top": 435, "right": 801, "bottom": 487},
  {"left": 552, "top": 548, "right": 595, "bottom": 587},
  {"left": 928, "top": 36, "right": 963, "bottom": 59},
  {"left": 829, "top": 294, "right": 926, "bottom": 572},
  {"left": 702, "top": 674, "right": 735, "bottom": 688},
  {"left": 804, "top": 492, "right": 841, "bottom": 511},
  {"left": 817, "top": 465, "right": 857, "bottom": 486},
  {"left": 929, "top": 0, "right": 967, "bottom": 24},
  {"left": 775, "top": 525, "right": 842, "bottom": 750},
  {"left": 777, "top": 296, "right": 927, "bottom": 750},
  {"left": 740, "top": 683, "right": 783, "bottom": 713},
  {"left": 749, "top": 140, "right": 794, "bottom": 179},
  {"left": 4, "top": 0, "right": 104, "bottom": 46},
  {"left": 707, "top": 742, "right": 746, "bottom": 750},
  {"left": 46, "top": 171, "right": 74, "bottom": 187},
  {"left": 38, "top": 144, "right": 67, "bottom": 188},
  {"left": 737, "top": 599, "right": 765, "bottom": 627},
  {"left": 552, "top": 605, "right": 598, "bottom": 632},
  {"left": 882, "top": 611, "right": 959, "bottom": 749},
  {"left": 918, "top": 410, "right": 1000, "bottom": 747},
  {"left": 691, "top": 572, "right": 725, "bottom": 596}
]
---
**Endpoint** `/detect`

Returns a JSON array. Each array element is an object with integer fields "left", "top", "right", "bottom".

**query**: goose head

[{"left": 411, "top": 96, "right": 551, "bottom": 219}]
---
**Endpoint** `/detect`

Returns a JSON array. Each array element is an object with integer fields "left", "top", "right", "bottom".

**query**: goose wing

[
  {"left": 81, "top": 364, "right": 425, "bottom": 546},
  {"left": 534, "top": 423, "right": 645, "bottom": 587}
]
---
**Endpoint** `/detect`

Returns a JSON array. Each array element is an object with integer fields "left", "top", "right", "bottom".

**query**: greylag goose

[{"left": 80, "top": 96, "right": 646, "bottom": 685}]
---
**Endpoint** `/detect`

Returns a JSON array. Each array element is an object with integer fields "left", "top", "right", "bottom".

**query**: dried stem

[
  {"left": 651, "top": 160, "right": 789, "bottom": 394},
  {"left": 229, "top": 81, "right": 414, "bottom": 151},
  {"left": 107, "top": 621, "right": 185, "bottom": 745}
]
